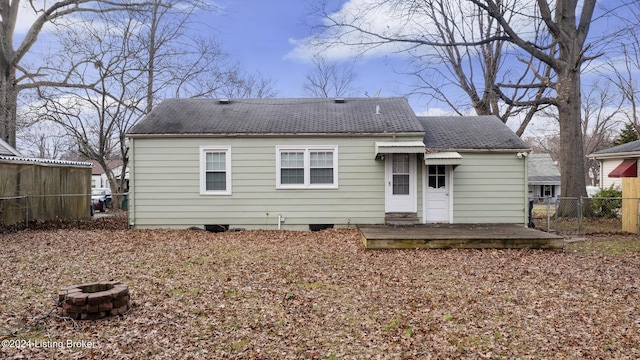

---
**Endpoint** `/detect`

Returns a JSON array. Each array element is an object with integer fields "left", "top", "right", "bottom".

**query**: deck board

[{"left": 358, "top": 224, "right": 564, "bottom": 250}]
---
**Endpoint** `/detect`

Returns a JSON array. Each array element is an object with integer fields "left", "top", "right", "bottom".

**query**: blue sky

[
  {"left": 211, "top": 1, "right": 315, "bottom": 95},
  {"left": 207, "top": 0, "right": 421, "bottom": 110},
  {"left": 16, "top": 0, "right": 423, "bottom": 110},
  {"left": 206, "top": 0, "right": 635, "bottom": 121},
  {"left": 16, "top": 0, "right": 637, "bottom": 131}
]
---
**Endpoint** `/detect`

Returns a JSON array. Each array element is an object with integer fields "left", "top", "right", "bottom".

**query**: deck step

[{"left": 385, "top": 212, "right": 419, "bottom": 226}]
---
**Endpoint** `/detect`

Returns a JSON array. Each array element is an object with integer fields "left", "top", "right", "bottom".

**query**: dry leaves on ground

[{"left": 1, "top": 225, "right": 640, "bottom": 359}]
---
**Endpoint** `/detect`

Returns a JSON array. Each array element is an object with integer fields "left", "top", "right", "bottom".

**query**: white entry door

[
  {"left": 385, "top": 153, "right": 417, "bottom": 213},
  {"left": 425, "top": 164, "right": 450, "bottom": 223}
]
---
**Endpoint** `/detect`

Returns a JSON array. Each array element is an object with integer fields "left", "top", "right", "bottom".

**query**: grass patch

[{"left": 565, "top": 235, "right": 640, "bottom": 254}]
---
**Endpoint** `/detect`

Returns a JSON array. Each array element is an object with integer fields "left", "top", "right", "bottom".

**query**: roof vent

[
  {"left": 219, "top": 98, "right": 230, "bottom": 104},
  {"left": 375, "top": 105, "right": 381, "bottom": 114},
  {"left": 334, "top": 98, "right": 345, "bottom": 103}
]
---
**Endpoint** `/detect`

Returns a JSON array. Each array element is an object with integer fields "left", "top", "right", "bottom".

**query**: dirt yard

[{"left": 2, "top": 218, "right": 640, "bottom": 359}]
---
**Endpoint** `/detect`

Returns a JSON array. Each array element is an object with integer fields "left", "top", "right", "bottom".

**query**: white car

[{"left": 586, "top": 186, "right": 600, "bottom": 197}]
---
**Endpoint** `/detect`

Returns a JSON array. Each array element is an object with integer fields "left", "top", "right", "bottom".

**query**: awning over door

[
  {"left": 608, "top": 159, "right": 637, "bottom": 178},
  {"left": 374, "top": 141, "right": 425, "bottom": 159},
  {"left": 424, "top": 151, "right": 462, "bottom": 165}
]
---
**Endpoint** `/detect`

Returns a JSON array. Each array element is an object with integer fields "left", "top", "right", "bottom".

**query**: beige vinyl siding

[
  {"left": 129, "top": 135, "right": 422, "bottom": 229},
  {"left": 451, "top": 152, "right": 527, "bottom": 224}
]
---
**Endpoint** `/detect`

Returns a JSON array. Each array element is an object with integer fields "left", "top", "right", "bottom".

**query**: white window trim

[
  {"left": 276, "top": 145, "right": 339, "bottom": 189},
  {"left": 200, "top": 146, "right": 232, "bottom": 195}
]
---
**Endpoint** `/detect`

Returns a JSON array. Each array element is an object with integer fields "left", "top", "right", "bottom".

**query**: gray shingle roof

[
  {"left": 128, "top": 97, "right": 425, "bottom": 135},
  {"left": 590, "top": 139, "right": 640, "bottom": 156},
  {"left": 418, "top": 116, "right": 530, "bottom": 150},
  {"left": 528, "top": 153, "right": 560, "bottom": 184}
]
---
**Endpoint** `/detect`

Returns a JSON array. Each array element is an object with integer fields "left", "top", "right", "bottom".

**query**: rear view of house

[{"left": 127, "top": 98, "right": 530, "bottom": 230}]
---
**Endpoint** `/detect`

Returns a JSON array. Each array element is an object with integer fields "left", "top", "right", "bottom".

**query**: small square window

[
  {"left": 310, "top": 151, "right": 334, "bottom": 184},
  {"left": 281, "top": 152, "right": 305, "bottom": 184}
]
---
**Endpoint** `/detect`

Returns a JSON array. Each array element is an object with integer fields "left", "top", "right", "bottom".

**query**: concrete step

[{"left": 385, "top": 212, "right": 419, "bottom": 226}]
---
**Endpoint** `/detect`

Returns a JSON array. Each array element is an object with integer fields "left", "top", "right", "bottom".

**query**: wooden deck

[{"left": 358, "top": 224, "right": 564, "bottom": 250}]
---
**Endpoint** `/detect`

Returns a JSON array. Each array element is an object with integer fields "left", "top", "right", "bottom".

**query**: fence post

[
  {"left": 546, "top": 197, "right": 551, "bottom": 232},
  {"left": 24, "top": 194, "right": 29, "bottom": 229},
  {"left": 554, "top": 199, "right": 559, "bottom": 233},
  {"left": 578, "top": 197, "right": 583, "bottom": 234}
]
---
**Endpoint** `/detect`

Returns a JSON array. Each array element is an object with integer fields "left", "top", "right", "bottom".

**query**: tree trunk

[
  {"left": 550, "top": 0, "right": 595, "bottom": 217},
  {"left": 0, "top": 63, "right": 17, "bottom": 148},
  {"left": 145, "top": 1, "right": 160, "bottom": 114},
  {"left": 556, "top": 69, "right": 588, "bottom": 217}
]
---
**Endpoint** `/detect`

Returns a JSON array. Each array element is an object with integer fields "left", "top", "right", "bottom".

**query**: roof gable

[
  {"left": 418, "top": 116, "right": 529, "bottom": 150},
  {"left": 91, "top": 160, "right": 124, "bottom": 175},
  {"left": 0, "top": 138, "right": 21, "bottom": 156},
  {"left": 128, "top": 97, "right": 425, "bottom": 136},
  {"left": 590, "top": 140, "right": 640, "bottom": 157},
  {"left": 528, "top": 153, "right": 560, "bottom": 180}
]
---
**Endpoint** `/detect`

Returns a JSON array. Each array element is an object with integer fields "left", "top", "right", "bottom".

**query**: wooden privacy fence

[
  {"left": 622, "top": 178, "right": 640, "bottom": 233},
  {"left": 0, "top": 157, "right": 92, "bottom": 226}
]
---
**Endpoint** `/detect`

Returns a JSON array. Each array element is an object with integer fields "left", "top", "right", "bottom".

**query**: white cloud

[
  {"left": 14, "top": 1, "right": 134, "bottom": 39},
  {"left": 285, "top": 0, "right": 426, "bottom": 62},
  {"left": 15, "top": 1, "right": 41, "bottom": 35},
  {"left": 285, "top": 0, "right": 540, "bottom": 63},
  {"left": 414, "top": 107, "right": 474, "bottom": 117}
]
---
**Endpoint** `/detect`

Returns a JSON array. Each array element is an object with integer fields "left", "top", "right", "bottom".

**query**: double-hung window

[
  {"left": 276, "top": 146, "right": 338, "bottom": 189},
  {"left": 280, "top": 151, "right": 305, "bottom": 185},
  {"left": 200, "top": 146, "right": 231, "bottom": 195}
]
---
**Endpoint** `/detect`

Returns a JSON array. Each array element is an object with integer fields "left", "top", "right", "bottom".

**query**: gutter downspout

[{"left": 523, "top": 153, "right": 529, "bottom": 227}]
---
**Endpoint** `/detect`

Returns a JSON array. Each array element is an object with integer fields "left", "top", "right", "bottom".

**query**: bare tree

[
  {"left": 303, "top": 55, "right": 358, "bottom": 98},
  {"left": 3, "top": 0, "right": 154, "bottom": 148},
  {"left": 125, "top": 0, "right": 231, "bottom": 112},
  {"left": 15, "top": 119, "right": 72, "bottom": 159},
  {"left": 471, "top": 0, "right": 608, "bottom": 212},
  {"left": 581, "top": 83, "right": 623, "bottom": 186},
  {"left": 607, "top": 42, "right": 640, "bottom": 133},
  {"left": 24, "top": 1, "right": 278, "bottom": 201},
  {"left": 398, "top": 0, "right": 552, "bottom": 135},
  {"left": 314, "top": 0, "right": 617, "bottom": 210},
  {"left": 125, "top": 0, "right": 277, "bottom": 104},
  {"left": 606, "top": 0, "right": 640, "bottom": 133},
  {"left": 216, "top": 68, "right": 278, "bottom": 99},
  {"left": 312, "top": 0, "right": 552, "bottom": 132},
  {"left": 527, "top": 81, "right": 622, "bottom": 186},
  {"left": 32, "top": 16, "right": 146, "bottom": 201}
]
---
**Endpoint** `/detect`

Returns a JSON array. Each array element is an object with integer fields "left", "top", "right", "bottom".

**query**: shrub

[{"left": 591, "top": 186, "right": 622, "bottom": 218}]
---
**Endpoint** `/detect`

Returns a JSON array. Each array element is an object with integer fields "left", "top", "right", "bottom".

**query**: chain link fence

[
  {"left": 531, "top": 196, "right": 638, "bottom": 235},
  {"left": 0, "top": 192, "right": 129, "bottom": 232},
  {"left": 2, "top": 192, "right": 635, "bottom": 235}
]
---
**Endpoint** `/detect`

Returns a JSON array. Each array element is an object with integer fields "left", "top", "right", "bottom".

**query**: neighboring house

[
  {"left": 587, "top": 140, "right": 640, "bottom": 189},
  {"left": 91, "top": 160, "right": 129, "bottom": 191},
  {"left": 0, "top": 138, "right": 22, "bottom": 157},
  {"left": 127, "top": 97, "right": 530, "bottom": 230},
  {"left": 527, "top": 153, "right": 561, "bottom": 202}
]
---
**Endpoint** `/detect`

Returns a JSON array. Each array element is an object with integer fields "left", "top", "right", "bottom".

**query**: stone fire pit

[{"left": 58, "top": 281, "right": 130, "bottom": 320}]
